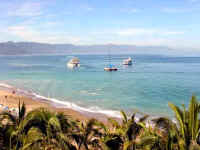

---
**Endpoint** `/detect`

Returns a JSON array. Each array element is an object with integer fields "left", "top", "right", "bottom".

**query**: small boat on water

[
  {"left": 67, "top": 57, "right": 80, "bottom": 68},
  {"left": 104, "top": 64, "right": 118, "bottom": 71},
  {"left": 104, "top": 49, "right": 118, "bottom": 71},
  {"left": 123, "top": 57, "right": 132, "bottom": 65}
]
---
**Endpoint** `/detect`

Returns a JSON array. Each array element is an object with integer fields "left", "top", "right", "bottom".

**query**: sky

[{"left": 0, "top": 0, "right": 200, "bottom": 49}]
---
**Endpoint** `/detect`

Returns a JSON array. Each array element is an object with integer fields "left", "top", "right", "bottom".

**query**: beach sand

[
  {"left": 0, "top": 90, "right": 88, "bottom": 121},
  {"left": 0, "top": 89, "right": 113, "bottom": 123}
]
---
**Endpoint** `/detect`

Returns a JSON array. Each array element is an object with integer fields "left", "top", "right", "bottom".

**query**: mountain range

[{"left": 0, "top": 41, "right": 198, "bottom": 56}]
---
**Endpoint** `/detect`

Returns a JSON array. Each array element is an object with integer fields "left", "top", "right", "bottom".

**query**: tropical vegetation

[{"left": 0, "top": 96, "right": 200, "bottom": 150}]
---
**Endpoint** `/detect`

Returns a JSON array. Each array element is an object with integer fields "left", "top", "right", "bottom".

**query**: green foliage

[
  {"left": 71, "top": 118, "right": 106, "bottom": 150},
  {"left": 0, "top": 96, "right": 200, "bottom": 150},
  {"left": 169, "top": 95, "right": 200, "bottom": 150}
]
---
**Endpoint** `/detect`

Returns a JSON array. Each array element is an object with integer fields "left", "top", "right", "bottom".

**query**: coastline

[{"left": 0, "top": 83, "right": 119, "bottom": 123}]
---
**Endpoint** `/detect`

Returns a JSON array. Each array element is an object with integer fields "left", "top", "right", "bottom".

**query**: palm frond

[
  {"left": 169, "top": 102, "right": 185, "bottom": 138},
  {"left": 0, "top": 111, "right": 17, "bottom": 125},
  {"left": 22, "top": 127, "right": 44, "bottom": 150},
  {"left": 107, "top": 118, "right": 120, "bottom": 129},
  {"left": 56, "top": 112, "right": 76, "bottom": 132},
  {"left": 18, "top": 101, "right": 26, "bottom": 123},
  {"left": 139, "top": 114, "right": 149, "bottom": 123},
  {"left": 120, "top": 110, "right": 128, "bottom": 124}
]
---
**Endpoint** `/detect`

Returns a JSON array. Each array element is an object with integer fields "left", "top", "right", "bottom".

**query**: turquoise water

[{"left": 0, "top": 55, "right": 200, "bottom": 117}]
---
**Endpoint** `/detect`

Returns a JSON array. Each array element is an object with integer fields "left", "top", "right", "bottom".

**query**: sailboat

[{"left": 104, "top": 50, "right": 118, "bottom": 71}]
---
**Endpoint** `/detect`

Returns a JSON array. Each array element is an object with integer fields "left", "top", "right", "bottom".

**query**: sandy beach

[
  {"left": 0, "top": 89, "right": 90, "bottom": 121},
  {"left": 0, "top": 88, "right": 114, "bottom": 123}
]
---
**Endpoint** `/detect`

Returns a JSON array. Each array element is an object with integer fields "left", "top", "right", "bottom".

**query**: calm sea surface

[{"left": 0, "top": 54, "right": 200, "bottom": 117}]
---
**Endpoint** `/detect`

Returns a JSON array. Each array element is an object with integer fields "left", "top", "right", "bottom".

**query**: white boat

[
  {"left": 67, "top": 57, "right": 80, "bottom": 68},
  {"left": 123, "top": 57, "right": 132, "bottom": 65}
]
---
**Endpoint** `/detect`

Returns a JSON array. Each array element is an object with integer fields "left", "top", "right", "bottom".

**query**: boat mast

[{"left": 108, "top": 48, "right": 111, "bottom": 66}]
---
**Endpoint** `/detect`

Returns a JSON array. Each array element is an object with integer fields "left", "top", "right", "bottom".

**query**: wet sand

[{"left": 0, "top": 89, "right": 114, "bottom": 123}]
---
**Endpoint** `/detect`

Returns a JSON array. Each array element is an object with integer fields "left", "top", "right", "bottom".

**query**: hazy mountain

[
  {"left": 0, "top": 41, "right": 75, "bottom": 55},
  {"left": 0, "top": 41, "right": 198, "bottom": 56}
]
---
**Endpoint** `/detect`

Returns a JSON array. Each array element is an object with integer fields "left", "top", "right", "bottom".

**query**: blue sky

[{"left": 0, "top": 0, "right": 200, "bottom": 49}]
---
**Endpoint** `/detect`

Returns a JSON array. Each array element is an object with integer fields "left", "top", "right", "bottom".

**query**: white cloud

[
  {"left": 116, "top": 28, "right": 155, "bottom": 36},
  {"left": 92, "top": 28, "right": 184, "bottom": 37},
  {"left": 115, "top": 28, "right": 184, "bottom": 36},
  {"left": 45, "top": 22, "right": 61, "bottom": 26},
  {"left": 7, "top": 2, "right": 43, "bottom": 17},
  {"left": 89, "top": 28, "right": 190, "bottom": 48},
  {"left": 86, "top": 7, "right": 94, "bottom": 11},
  {"left": 162, "top": 8, "right": 190, "bottom": 13},
  {"left": 130, "top": 9, "right": 140, "bottom": 13},
  {"left": 162, "top": 31, "right": 185, "bottom": 35},
  {"left": 120, "top": 8, "right": 140, "bottom": 14},
  {"left": 189, "top": 0, "right": 199, "bottom": 2},
  {"left": 80, "top": 4, "right": 94, "bottom": 12},
  {"left": 2, "top": 25, "right": 198, "bottom": 49},
  {"left": 6, "top": 25, "right": 81, "bottom": 44}
]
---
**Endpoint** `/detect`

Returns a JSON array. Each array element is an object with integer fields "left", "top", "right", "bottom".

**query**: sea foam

[{"left": 0, "top": 82, "right": 122, "bottom": 118}]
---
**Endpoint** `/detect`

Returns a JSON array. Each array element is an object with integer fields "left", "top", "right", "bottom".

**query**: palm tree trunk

[{"left": 84, "top": 142, "right": 89, "bottom": 150}]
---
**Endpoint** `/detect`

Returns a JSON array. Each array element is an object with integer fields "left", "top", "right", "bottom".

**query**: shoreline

[
  {"left": 0, "top": 83, "right": 178, "bottom": 127},
  {"left": 0, "top": 82, "right": 166, "bottom": 124},
  {"left": 0, "top": 83, "right": 120, "bottom": 123}
]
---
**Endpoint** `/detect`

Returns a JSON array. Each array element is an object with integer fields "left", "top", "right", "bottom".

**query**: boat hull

[
  {"left": 104, "top": 68, "right": 118, "bottom": 71},
  {"left": 123, "top": 62, "right": 132, "bottom": 65},
  {"left": 67, "top": 63, "right": 80, "bottom": 68},
  {"left": 123, "top": 57, "right": 132, "bottom": 65}
]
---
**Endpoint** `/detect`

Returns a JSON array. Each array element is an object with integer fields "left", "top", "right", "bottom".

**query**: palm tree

[
  {"left": 151, "top": 117, "right": 180, "bottom": 150},
  {"left": 135, "top": 126, "right": 165, "bottom": 150},
  {"left": 71, "top": 118, "right": 106, "bottom": 150},
  {"left": 169, "top": 95, "right": 200, "bottom": 150},
  {"left": 0, "top": 123, "right": 6, "bottom": 150},
  {"left": 103, "top": 133, "right": 123, "bottom": 150},
  {"left": 0, "top": 101, "right": 77, "bottom": 150},
  {"left": 134, "top": 116, "right": 181, "bottom": 150},
  {"left": 139, "top": 96, "right": 200, "bottom": 150},
  {"left": 0, "top": 101, "right": 26, "bottom": 150},
  {"left": 104, "top": 110, "right": 148, "bottom": 150},
  {"left": 18, "top": 108, "right": 76, "bottom": 150}
]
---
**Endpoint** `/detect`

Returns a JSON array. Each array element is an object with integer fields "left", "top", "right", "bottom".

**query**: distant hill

[
  {"left": 0, "top": 41, "right": 198, "bottom": 56},
  {"left": 0, "top": 41, "right": 75, "bottom": 55}
]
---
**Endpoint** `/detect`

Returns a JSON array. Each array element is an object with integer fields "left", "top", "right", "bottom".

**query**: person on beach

[{"left": 12, "top": 90, "right": 16, "bottom": 94}]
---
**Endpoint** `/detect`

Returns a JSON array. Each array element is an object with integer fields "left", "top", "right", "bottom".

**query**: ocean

[{"left": 0, "top": 54, "right": 200, "bottom": 118}]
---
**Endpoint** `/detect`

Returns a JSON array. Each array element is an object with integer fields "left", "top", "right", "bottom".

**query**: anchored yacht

[
  {"left": 67, "top": 57, "right": 80, "bottom": 68},
  {"left": 123, "top": 57, "right": 132, "bottom": 65}
]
